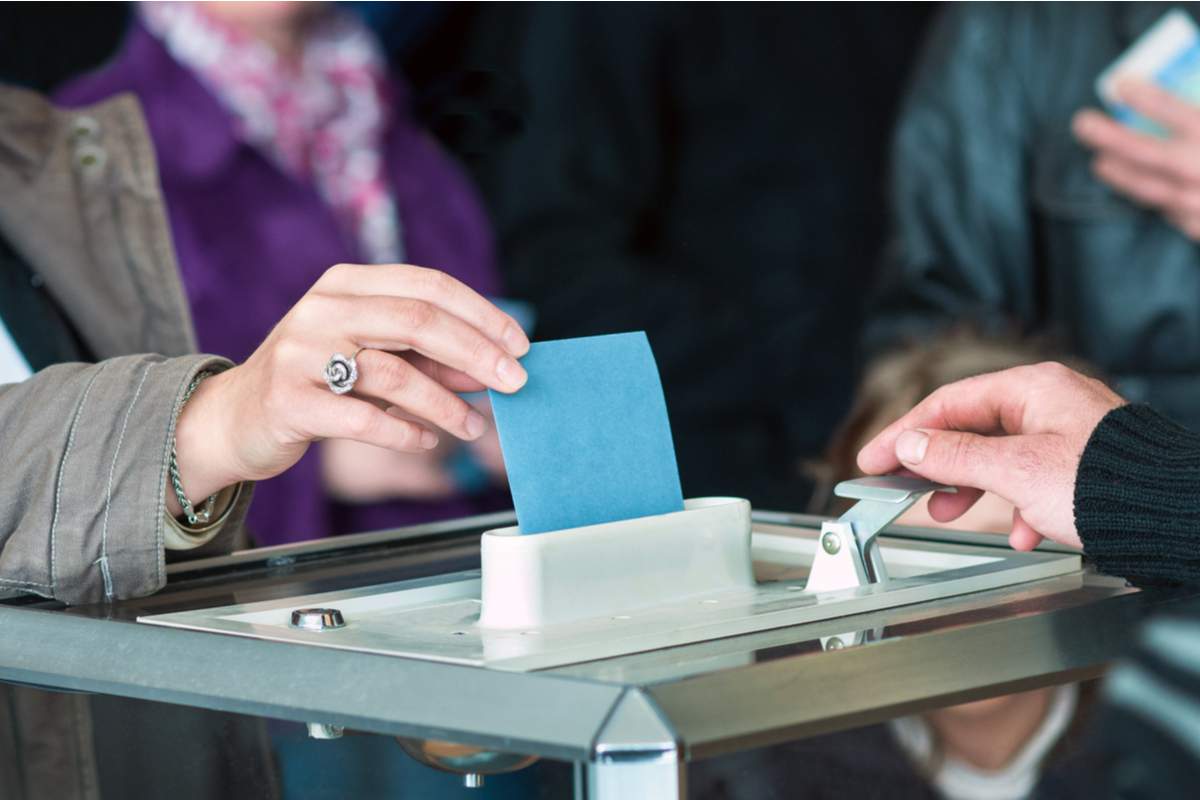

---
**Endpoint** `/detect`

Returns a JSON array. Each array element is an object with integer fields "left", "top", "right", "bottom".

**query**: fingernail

[
  {"left": 896, "top": 430, "right": 929, "bottom": 465},
  {"left": 420, "top": 431, "right": 439, "bottom": 450},
  {"left": 496, "top": 356, "right": 527, "bottom": 390},
  {"left": 503, "top": 323, "right": 530, "bottom": 356},
  {"left": 465, "top": 410, "right": 487, "bottom": 439}
]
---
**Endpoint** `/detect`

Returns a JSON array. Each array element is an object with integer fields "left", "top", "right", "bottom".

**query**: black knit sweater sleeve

[{"left": 1075, "top": 404, "right": 1200, "bottom": 585}]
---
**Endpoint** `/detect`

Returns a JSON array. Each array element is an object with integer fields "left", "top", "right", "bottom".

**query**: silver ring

[{"left": 323, "top": 348, "right": 364, "bottom": 395}]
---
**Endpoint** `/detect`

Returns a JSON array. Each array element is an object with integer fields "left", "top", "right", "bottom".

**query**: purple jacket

[{"left": 57, "top": 21, "right": 504, "bottom": 545}]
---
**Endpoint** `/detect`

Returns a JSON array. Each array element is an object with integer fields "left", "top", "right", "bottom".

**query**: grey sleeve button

[
  {"left": 73, "top": 143, "right": 108, "bottom": 174},
  {"left": 69, "top": 115, "right": 101, "bottom": 142}
]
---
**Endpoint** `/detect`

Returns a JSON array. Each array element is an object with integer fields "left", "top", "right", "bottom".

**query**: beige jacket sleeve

[{"left": 0, "top": 353, "right": 252, "bottom": 605}]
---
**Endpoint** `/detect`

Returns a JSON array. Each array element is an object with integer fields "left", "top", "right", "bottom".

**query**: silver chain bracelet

[{"left": 169, "top": 370, "right": 218, "bottom": 526}]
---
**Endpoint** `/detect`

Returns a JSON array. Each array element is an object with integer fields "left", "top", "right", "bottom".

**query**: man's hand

[
  {"left": 857, "top": 363, "right": 1125, "bottom": 551},
  {"left": 1073, "top": 80, "right": 1200, "bottom": 240}
]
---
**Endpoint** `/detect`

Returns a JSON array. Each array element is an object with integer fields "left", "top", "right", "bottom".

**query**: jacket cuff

[
  {"left": 1075, "top": 404, "right": 1200, "bottom": 585},
  {"left": 52, "top": 354, "right": 240, "bottom": 603},
  {"left": 163, "top": 483, "right": 243, "bottom": 550}
]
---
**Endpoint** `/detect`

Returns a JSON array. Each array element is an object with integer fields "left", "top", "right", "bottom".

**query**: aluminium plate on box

[{"left": 137, "top": 525, "right": 1082, "bottom": 672}]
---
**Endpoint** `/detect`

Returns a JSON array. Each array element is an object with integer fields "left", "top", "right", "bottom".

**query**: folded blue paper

[{"left": 489, "top": 331, "right": 685, "bottom": 534}]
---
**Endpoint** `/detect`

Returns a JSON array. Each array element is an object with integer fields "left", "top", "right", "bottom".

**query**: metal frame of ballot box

[{"left": 0, "top": 509, "right": 1179, "bottom": 800}]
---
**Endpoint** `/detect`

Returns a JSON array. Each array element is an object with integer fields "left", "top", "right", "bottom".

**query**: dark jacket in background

[
  {"left": 401, "top": 3, "right": 932, "bottom": 509},
  {"left": 868, "top": 2, "right": 1200, "bottom": 431},
  {"left": 0, "top": 3, "right": 127, "bottom": 92}
]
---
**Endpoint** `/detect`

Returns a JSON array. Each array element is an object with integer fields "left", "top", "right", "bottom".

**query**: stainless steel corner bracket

[{"left": 805, "top": 476, "right": 956, "bottom": 594}]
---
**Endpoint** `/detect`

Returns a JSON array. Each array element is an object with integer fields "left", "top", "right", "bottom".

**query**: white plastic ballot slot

[
  {"left": 478, "top": 497, "right": 754, "bottom": 629},
  {"left": 476, "top": 477, "right": 954, "bottom": 630}
]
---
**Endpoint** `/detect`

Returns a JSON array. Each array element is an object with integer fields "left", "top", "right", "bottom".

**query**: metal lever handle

[
  {"left": 835, "top": 476, "right": 957, "bottom": 583},
  {"left": 805, "top": 476, "right": 956, "bottom": 593}
]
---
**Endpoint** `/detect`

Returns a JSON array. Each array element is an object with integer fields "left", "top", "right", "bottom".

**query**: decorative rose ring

[{"left": 323, "top": 349, "right": 364, "bottom": 395}]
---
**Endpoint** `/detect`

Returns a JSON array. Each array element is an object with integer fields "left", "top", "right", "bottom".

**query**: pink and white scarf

[{"left": 141, "top": 1, "right": 403, "bottom": 263}]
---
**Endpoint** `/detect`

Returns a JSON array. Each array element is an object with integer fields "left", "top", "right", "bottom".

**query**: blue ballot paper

[
  {"left": 489, "top": 331, "right": 685, "bottom": 534},
  {"left": 1098, "top": 9, "right": 1200, "bottom": 136}
]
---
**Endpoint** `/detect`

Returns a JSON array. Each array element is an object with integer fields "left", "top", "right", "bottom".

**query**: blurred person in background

[
  {"left": 691, "top": 332, "right": 1106, "bottom": 800},
  {"left": 394, "top": 3, "right": 933, "bottom": 511},
  {"left": 866, "top": 3, "right": 1200, "bottom": 434},
  {"left": 57, "top": 1, "right": 509, "bottom": 548}
]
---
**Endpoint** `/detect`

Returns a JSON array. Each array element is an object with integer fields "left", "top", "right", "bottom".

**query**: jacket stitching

[
  {"left": 112, "top": 101, "right": 190, "bottom": 356},
  {"left": 0, "top": 577, "right": 52, "bottom": 588},
  {"left": 99, "top": 361, "right": 154, "bottom": 600},
  {"left": 50, "top": 362, "right": 106, "bottom": 594}
]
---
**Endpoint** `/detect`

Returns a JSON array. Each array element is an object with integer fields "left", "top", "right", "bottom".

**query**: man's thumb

[{"left": 894, "top": 428, "right": 1006, "bottom": 494}]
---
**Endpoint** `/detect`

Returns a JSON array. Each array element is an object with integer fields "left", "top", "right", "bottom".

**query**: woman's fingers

[
  {"left": 305, "top": 392, "right": 440, "bottom": 453},
  {"left": 314, "top": 294, "right": 528, "bottom": 394},
  {"left": 352, "top": 349, "right": 488, "bottom": 441},
  {"left": 316, "top": 264, "right": 530, "bottom": 357},
  {"left": 403, "top": 353, "right": 488, "bottom": 394}
]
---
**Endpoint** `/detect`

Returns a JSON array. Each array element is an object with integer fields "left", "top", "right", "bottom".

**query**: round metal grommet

[{"left": 290, "top": 607, "right": 346, "bottom": 631}]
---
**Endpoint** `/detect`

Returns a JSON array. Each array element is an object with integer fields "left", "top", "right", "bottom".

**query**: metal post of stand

[
  {"left": 577, "top": 688, "right": 685, "bottom": 800},
  {"left": 583, "top": 757, "right": 685, "bottom": 800}
]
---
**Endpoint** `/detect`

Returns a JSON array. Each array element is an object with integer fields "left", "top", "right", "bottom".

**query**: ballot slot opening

[{"left": 477, "top": 497, "right": 755, "bottom": 630}]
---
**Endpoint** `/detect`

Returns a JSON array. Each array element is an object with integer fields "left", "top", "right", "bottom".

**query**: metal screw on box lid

[
  {"left": 292, "top": 609, "right": 348, "bottom": 740},
  {"left": 289, "top": 608, "right": 346, "bottom": 631}
]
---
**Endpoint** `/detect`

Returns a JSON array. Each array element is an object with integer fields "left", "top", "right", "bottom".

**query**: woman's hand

[
  {"left": 320, "top": 438, "right": 457, "bottom": 502},
  {"left": 167, "top": 264, "right": 529, "bottom": 513},
  {"left": 320, "top": 397, "right": 507, "bottom": 503}
]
